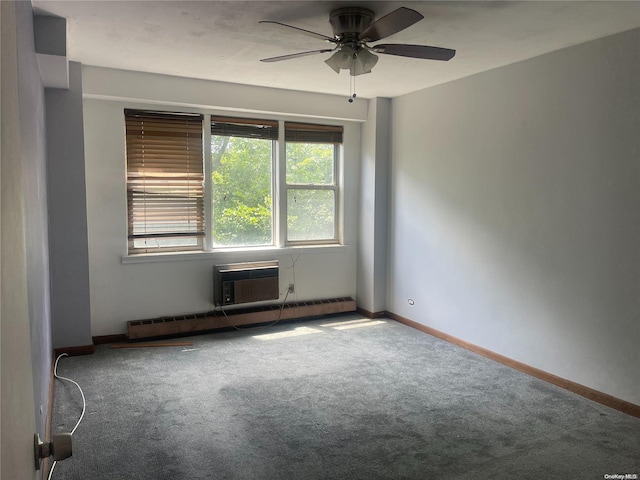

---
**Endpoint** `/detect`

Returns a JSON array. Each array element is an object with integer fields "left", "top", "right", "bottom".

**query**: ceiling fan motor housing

[{"left": 329, "top": 7, "right": 374, "bottom": 40}]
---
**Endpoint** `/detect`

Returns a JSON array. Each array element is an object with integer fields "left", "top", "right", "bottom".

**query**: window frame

[
  {"left": 124, "top": 110, "right": 205, "bottom": 255},
  {"left": 124, "top": 109, "right": 344, "bottom": 256},
  {"left": 209, "top": 115, "right": 278, "bottom": 248},
  {"left": 284, "top": 143, "right": 340, "bottom": 246}
]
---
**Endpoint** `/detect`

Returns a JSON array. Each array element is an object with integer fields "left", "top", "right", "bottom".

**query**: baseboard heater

[{"left": 127, "top": 297, "right": 356, "bottom": 340}]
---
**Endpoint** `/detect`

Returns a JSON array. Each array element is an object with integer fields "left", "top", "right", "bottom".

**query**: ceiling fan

[{"left": 260, "top": 6, "right": 455, "bottom": 92}]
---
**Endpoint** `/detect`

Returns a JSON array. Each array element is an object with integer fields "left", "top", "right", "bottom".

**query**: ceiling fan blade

[
  {"left": 358, "top": 7, "right": 424, "bottom": 42},
  {"left": 373, "top": 44, "right": 456, "bottom": 61},
  {"left": 260, "top": 49, "right": 335, "bottom": 63},
  {"left": 259, "top": 21, "right": 336, "bottom": 43}
]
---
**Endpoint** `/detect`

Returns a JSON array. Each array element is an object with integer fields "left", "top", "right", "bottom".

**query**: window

[
  {"left": 125, "top": 110, "right": 204, "bottom": 254},
  {"left": 211, "top": 117, "right": 277, "bottom": 247},
  {"left": 125, "top": 110, "right": 343, "bottom": 254},
  {"left": 285, "top": 122, "right": 342, "bottom": 243}
]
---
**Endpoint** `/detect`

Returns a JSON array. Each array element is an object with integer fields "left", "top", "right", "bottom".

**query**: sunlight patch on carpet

[
  {"left": 332, "top": 320, "right": 386, "bottom": 330},
  {"left": 320, "top": 318, "right": 372, "bottom": 327},
  {"left": 252, "top": 326, "right": 323, "bottom": 340}
]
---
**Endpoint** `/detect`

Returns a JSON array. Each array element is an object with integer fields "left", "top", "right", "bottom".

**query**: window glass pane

[
  {"left": 286, "top": 143, "right": 334, "bottom": 185},
  {"left": 211, "top": 136, "right": 273, "bottom": 246},
  {"left": 287, "top": 189, "right": 335, "bottom": 241},
  {"left": 133, "top": 237, "right": 199, "bottom": 250}
]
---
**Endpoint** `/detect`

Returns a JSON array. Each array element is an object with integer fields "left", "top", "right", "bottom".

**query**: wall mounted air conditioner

[{"left": 213, "top": 261, "right": 279, "bottom": 306}]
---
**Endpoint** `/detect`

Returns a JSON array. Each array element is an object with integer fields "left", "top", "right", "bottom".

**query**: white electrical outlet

[{"left": 288, "top": 284, "right": 295, "bottom": 293}]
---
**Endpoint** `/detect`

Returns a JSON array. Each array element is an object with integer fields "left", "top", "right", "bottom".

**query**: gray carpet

[{"left": 51, "top": 314, "right": 640, "bottom": 479}]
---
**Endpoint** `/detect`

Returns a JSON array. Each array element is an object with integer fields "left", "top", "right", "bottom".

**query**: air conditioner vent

[{"left": 214, "top": 261, "right": 279, "bottom": 306}]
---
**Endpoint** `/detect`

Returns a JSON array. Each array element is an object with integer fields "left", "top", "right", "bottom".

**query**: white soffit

[
  {"left": 36, "top": 53, "right": 69, "bottom": 89},
  {"left": 34, "top": 14, "right": 69, "bottom": 89}
]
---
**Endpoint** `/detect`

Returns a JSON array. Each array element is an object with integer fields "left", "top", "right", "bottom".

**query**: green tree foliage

[
  {"left": 211, "top": 136, "right": 272, "bottom": 246},
  {"left": 286, "top": 143, "right": 334, "bottom": 185},
  {"left": 211, "top": 137, "right": 336, "bottom": 245},
  {"left": 286, "top": 143, "right": 335, "bottom": 240},
  {"left": 287, "top": 189, "right": 335, "bottom": 241}
]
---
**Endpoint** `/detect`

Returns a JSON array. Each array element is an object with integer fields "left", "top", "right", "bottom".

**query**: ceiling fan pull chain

[{"left": 349, "top": 73, "right": 356, "bottom": 103}]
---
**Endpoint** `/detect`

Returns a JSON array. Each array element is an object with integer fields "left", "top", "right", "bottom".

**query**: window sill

[{"left": 121, "top": 244, "right": 350, "bottom": 264}]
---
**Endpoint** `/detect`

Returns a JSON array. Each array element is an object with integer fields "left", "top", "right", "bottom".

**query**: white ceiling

[{"left": 32, "top": 1, "right": 640, "bottom": 99}]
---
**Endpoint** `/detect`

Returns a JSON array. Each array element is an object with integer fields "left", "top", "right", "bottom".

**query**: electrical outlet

[{"left": 288, "top": 284, "right": 295, "bottom": 293}]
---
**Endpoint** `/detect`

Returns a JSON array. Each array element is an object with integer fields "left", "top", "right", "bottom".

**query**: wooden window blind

[
  {"left": 125, "top": 110, "right": 204, "bottom": 254},
  {"left": 211, "top": 116, "right": 278, "bottom": 140},
  {"left": 285, "top": 122, "right": 343, "bottom": 144}
]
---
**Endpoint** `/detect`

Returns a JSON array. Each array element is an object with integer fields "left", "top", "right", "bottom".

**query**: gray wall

[
  {"left": 46, "top": 61, "right": 92, "bottom": 349},
  {"left": 358, "top": 98, "right": 391, "bottom": 314},
  {"left": 16, "top": 0, "right": 53, "bottom": 445},
  {"left": 80, "top": 72, "right": 361, "bottom": 337},
  {"left": 388, "top": 29, "right": 640, "bottom": 405},
  {"left": 1, "top": 1, "right": 49, "bottom": 477}
]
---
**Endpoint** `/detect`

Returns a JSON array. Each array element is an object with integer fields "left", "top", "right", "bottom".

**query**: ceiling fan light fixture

[
  {"left": 325, "top": 46, "right": 379, "bottom": 76},
  {"left": 350, "top": 48, "right": 378, "bottom": 76},
  {"left": 324, "top": 46, "right": 356, "bottom": 74}
]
